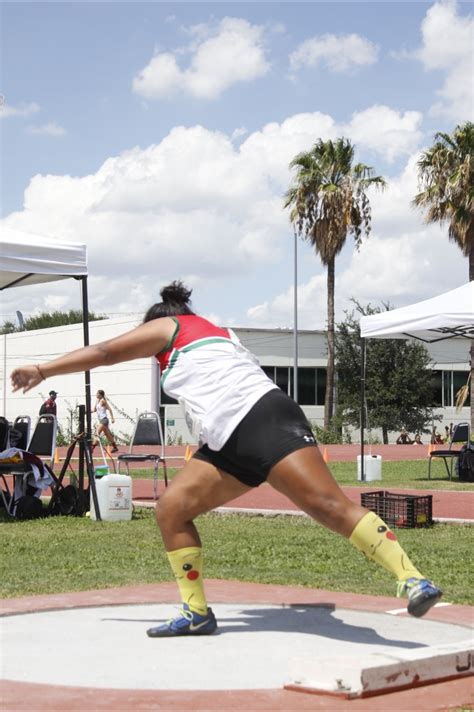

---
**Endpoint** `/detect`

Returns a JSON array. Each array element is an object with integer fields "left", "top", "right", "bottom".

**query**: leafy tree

[
  {"left": 335, "top": 302, "right": 439, "bottom": 444},
  {"left": 1, "top": 309, "right": 106, "bottom": 334},
  {"left": 285, "top": 137, "right": 385, "bottom": 428},
  {"left": 413, "top": 121, "right": 474, "bottom": 431}
]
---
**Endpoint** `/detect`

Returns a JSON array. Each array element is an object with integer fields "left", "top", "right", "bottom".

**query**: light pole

[{"left": 293, "top": 231, "right": 298, "bottom": 403}]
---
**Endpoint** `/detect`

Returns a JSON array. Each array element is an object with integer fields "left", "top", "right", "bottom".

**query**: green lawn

[
  {"left": 1, "top": 507, "right": 472, "bottom": 605},
  {"left": 128, "top": 458, "right": 474, "bottom": 490}
]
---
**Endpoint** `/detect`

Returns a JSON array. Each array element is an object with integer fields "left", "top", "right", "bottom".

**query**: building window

[
  {"left": 298, "top": 367, "right": 316, "bottom": 405},
  {"left": 453, "top": 371, "right": 470, "bottom": 407},
  {"left": 431, "top": 370, "right": 470, "bottom": 407},
  {"left": 261, "top": 365, "right": 325, "bottom": 405},
  {"left": 431, "top": 371, "right": 442, "bottom": 407},
  {"left": 316, "top": 369, "right": 326, "bottom": 405},
  {"left": 276, "top": 366, "right": 289, "bottom": 394}
]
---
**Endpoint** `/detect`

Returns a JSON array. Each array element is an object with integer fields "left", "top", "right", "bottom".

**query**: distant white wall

[{"left": 1, "top": 319, "right": 469, "bottom": 445}]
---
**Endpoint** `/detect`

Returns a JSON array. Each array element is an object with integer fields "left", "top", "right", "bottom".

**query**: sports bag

[{"left": 457, "top": 445, "right": 474, "bottom": 482}]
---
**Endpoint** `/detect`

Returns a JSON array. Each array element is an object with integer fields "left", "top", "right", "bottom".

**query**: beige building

[{"left": 1, "top": 317, "right": 470, "bottom": 444}]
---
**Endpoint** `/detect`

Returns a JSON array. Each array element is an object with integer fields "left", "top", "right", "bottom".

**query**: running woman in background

[
  {"left": 92, "top": 389, "right": 119, "bottom": 453},
  {"left": 10, "top": 281, "right": 442, "bottom": 636}
]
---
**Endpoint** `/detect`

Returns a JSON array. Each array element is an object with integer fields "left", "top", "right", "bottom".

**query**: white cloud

[
  {"left": 230, "top": 126, "right": 248, "bottom": 142},
  {"left": 0, "top": 101, "right": 40, "bottom": 119},
  {"left": 290, "top": 32, "right": 379, "bottom": 73},
  {"left": 342, "top": 106, "right": 423, "bottom": 163},
  {"left": 26, "top": 122, "right": 66, "bottom": 137},
  {"left": 133, "top": 17, "right": 270, "bottom": 99},
  {"left": 3, "top": 108, "right": 465, "bottom": 324},
  {"left": 414, "top": 1, "right": 473, "bottom": 121}
]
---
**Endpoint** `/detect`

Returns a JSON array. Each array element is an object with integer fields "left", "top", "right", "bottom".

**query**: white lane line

[{"left": 386, "top": 602, "right": 452, "bottom": 615}]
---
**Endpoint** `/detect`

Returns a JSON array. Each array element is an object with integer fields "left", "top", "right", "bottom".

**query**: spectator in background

[
  {"left": 431, "top": 427, "right": 443, "bottom": 445},
  {"left": 39, "top": 390, "right": 58, "bottom": 416},
  {"left": 92, "top": 389, "right": 119, "bottom": 453},
  {"left": 413, "top": 433, "right": 423, "bottom": 445},
  {"left": 396, "top": 429, "right": 412, "bottom": 444}
]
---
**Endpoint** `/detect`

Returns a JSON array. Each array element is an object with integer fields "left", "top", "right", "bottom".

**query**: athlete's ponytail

[{"left": 143, "top": 280, "right": 195, "bottom": 321}]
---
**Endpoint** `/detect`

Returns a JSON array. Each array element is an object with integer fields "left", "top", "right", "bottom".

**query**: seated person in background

[
  {"left": 431, "top": 427, "right": 444, "bottom": 444},
  {"left": 396, "top": 429, "right": 413, "bottom": 444},
  {"left": 413, "top": 433, "right": 423, "bottom": 445}
]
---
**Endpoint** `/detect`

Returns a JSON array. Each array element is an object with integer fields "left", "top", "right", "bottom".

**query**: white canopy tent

[
  {"left": 360, "top": 282, "right": 474, "bottom": 342},
  {"left": 1, "top": 226, "right": 92, "bottom": 437},
  {"left": 358, "top": 282, "right": 474, "bottom": 479},
  {"left": 1, "top": 227, "right": 88, "bottom": 290}
]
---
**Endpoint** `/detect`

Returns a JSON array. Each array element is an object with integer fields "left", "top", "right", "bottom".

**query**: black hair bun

[{"left": 160, "top": 281, "right": 192, "bottom": 305}]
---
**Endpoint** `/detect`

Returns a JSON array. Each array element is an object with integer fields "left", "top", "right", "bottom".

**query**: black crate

[{"left": 360, "top": 490, "right": 433, "bottom": 528}]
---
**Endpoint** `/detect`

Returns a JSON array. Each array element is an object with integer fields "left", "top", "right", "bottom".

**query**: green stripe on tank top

[{"left": 160, "top": 336, "right": 233, "bottom": 386}]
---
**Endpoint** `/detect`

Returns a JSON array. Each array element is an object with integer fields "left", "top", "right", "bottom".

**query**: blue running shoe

[
  {"left": 397, "top": 578, "right": 443, "bottom": 618},
  {"left": 147, "top": 603, "right": 217, "bottom": 637}
]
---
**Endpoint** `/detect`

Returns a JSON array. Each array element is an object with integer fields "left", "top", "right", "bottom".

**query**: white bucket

[
  {"left": 357, "top": 455, "right": 382, "bottom": 481},
  {"left": 90, "top": 473, "right": 133, "bottom": 521}
]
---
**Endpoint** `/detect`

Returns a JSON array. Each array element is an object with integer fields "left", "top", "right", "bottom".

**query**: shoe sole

[
  {"left": 146, "top": 625, "right": 217, "bottom": 638},
  {"left": 407, "top": 590, "right": 442, "bottom": 618}
]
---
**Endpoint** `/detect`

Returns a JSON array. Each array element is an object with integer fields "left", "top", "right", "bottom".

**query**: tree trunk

[
  {"left": 470, "top": 340, "right": 474, "bottom": 435},
  {"left": 469, "top": 236, "right": 474, "bottom": 282},
  {"left": 324, "top": 257, "right": 335, "bottom": 429},
  {"left": 470, "top": 241, "right": 473, "bottom": 434},
  {"left": 382, "top": 424, "right": 388, "bottom": 445}
]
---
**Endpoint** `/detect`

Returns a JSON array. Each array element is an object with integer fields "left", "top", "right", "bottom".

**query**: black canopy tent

[
  {"left": 358, "top": 282, "right": 474, "bottom": 480},
  {"left": 1, "top": 227, "right": 93, "bottom": 510}
]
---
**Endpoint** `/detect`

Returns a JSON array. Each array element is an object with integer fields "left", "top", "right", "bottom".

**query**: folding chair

[
  {"left": 28, "top": 415, "right": 57, "bottom": 468},
  {"left": 428, "top": 422, "right": 470, "bottom": 480},
  {"left": 117, "top": 411, "right": 168, "bottom": 499},
  {"left": 12, "top": 416, "right": 31, "bottom": 451}
]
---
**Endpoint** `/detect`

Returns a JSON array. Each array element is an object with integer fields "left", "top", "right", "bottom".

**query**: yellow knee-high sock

[
  {"left": 167, "top": 546, "right": 208, "bottom": 615},
  {"left": 350, "top": 512, "right": 423, "bottom": 582}
]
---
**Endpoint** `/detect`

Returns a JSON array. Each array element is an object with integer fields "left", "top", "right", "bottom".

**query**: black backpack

[{"left": 457, "top": 445, "right": 474, "bottom": 482}]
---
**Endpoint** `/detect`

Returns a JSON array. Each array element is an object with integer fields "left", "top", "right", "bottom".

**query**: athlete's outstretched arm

[{"left": 10, "top": 317, "right": 176, "bottom": 394}]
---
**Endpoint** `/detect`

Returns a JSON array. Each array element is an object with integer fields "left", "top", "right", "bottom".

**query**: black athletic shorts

[{"left": 193, "top": 388, "right": 317, "bottom": 487}]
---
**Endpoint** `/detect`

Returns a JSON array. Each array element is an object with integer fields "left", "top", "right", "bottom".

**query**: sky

[{"left": 1, "top": 0, "right": 473, "bottom": 330}]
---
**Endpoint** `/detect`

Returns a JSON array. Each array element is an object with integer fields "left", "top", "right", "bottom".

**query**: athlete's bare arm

[{"left": 11, "top": 317, "right": 176, "bottom": 394}]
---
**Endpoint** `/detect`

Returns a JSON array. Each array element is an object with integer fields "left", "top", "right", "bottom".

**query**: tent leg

[
  {"left": 81, "top": 276, "right": 92, "bottom": 440},
  {"left": 360, "top": 338, "right": 366, "bottom": 482}
]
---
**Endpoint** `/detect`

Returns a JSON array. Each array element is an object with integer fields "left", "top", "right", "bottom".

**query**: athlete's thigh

[
  {"left": 161, "top": 456, "right": 252, "bottom": 518},
  {"left": 267, "top": 446, "right": 352, "bottom": 510}
]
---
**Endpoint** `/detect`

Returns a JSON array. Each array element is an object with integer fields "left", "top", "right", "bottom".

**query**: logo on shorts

[{"left": 303, "top": 435, "right": 315, "bottom": 443}]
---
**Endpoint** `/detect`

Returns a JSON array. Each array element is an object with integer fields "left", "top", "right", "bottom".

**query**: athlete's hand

[{"left": 11, "top": 365, "right": 44, "bottom": 393}]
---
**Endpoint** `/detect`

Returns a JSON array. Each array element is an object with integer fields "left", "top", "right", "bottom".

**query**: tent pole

[
  {"left": 76, "top": 276, "right": 92, "bottom": 516},
  {"left": 81, "top": 276, "right": 92, "bottom": 439},
  {"left": 360, "top": 337, "right": 366, "bottom": 482}
]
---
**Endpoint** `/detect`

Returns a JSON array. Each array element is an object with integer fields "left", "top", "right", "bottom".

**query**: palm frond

[{"left": 455, "top": 373, "right": 471, "bottom": 412}]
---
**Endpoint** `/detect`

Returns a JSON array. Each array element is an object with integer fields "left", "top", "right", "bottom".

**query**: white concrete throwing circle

[{"left": 2, "top": 603, "right": 471, "bottom": 690}]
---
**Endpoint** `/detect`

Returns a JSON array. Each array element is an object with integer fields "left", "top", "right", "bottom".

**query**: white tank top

[
  {"left": 156, "top": 315, "right": 278, "bottom": 450},
  {"left": 96, "top": 400, "right": 108, "bottom": 420}
]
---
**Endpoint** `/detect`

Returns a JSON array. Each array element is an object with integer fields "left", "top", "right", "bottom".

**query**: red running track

[{"left": 132, "top": 480, "right": 474, "bottom": 521}]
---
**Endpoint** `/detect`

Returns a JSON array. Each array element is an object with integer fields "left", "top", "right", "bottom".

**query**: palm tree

[
  {"left": 413, "top": 121, "right": 474, "bottom": 430},
  {"left": 285, "top": 137, "right": 385, "bottom": 429}
]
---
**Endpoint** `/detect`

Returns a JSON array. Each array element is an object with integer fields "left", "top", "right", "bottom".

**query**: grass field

[{"left": 1, "top": 505, "right": 472, "bottom": 605}]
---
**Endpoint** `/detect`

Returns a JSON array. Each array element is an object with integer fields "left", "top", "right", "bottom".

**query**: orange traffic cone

[
  {"left": 184, "top": 445, "right": 192, "bottom": 462},
  {"left": 54, "top": 448, "right": 60, "bottom": 465},
  {"left": 427, "top": 442, "right": 433, "bottom": 456},
  {"left": 322, "top": 447, "right": 329, "bottom": 463}
]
